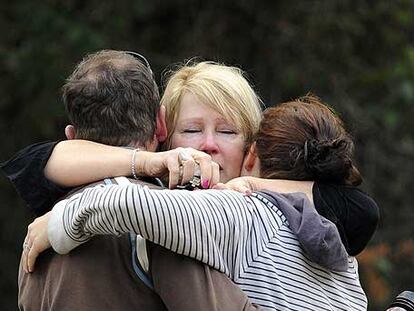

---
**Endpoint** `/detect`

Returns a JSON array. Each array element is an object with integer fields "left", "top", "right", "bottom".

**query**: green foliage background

[{"left": 1, "top": 1, "right": 413, "bottom": 310}]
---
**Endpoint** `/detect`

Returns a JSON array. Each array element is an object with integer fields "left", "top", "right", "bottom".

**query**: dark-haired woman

[{"left": 25, "top": 96, "right": 373, "bottom": 310}]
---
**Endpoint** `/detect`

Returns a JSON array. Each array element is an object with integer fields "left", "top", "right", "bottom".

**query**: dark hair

[
  {"left": 63, "top": 50, "right": 160, "bottom": 146},
  {"left": 256, "top": 95, "right": 362, "bottom": 186}
]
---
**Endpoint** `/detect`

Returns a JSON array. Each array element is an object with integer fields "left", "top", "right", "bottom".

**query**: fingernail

[{"left": 202, "top": 179, "right": 209, "bottom": 189}]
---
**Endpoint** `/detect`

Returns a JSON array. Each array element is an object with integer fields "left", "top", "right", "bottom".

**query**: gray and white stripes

[{"left": 49, "top": 183, "right": 367, "bottom": 311}]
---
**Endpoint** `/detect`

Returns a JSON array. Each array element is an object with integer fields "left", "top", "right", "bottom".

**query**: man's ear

[
  {"left": 155, "top": 105, "right": 167, "bottom": 143},
  {"left": 64, "top": 125, "right": 76, "bottom": 140},
  {"left": 242, "top": 142, "right": 258, "bottom": 174}
]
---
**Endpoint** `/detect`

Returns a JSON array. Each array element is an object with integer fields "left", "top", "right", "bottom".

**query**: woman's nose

[{"left": 199, "top": 133, "right": 219, "bottom": 155}]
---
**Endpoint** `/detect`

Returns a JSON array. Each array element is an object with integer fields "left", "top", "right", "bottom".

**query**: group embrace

[{"left": 2, "top": 50, "right": 379, "bottom": 311}]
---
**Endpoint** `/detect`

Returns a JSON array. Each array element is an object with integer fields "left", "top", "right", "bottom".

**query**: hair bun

[{"left": 303, "top": 138, "right": 354, "bottom": 183}]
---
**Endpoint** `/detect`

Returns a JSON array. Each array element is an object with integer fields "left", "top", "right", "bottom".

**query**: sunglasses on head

[{"left": 124, "top": 51, "right": 153, "bottom": 75}]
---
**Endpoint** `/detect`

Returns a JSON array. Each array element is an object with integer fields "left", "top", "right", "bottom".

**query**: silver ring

[
  {"left": 178, "top": 150, "right": 192, "bottom": 164},
  {"left": 178, "top": 151, "right": 197, "bottom": 184},
  {"left": 194, "top": 162, "right": 200, "bottom": 177},
  {"left": 189, "top": 163, "right": 201, "bottom": 188},
  {"left": 178, "top": 165, "right": 184, "bottom": 184},
  {"left": 178, "top": 162, "right": 200, "bottom": 185},
  {"left": 189, "top": 175, "right": 201, "bottom": 188}
]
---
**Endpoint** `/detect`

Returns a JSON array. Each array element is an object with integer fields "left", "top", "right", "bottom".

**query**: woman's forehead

[{"left": 172, "top": 92, "right": 251, "bottom": 137}]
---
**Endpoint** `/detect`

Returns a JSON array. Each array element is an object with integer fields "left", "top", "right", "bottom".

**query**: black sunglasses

[{"left": 124, "top": 51, "right": 153, "bottom": 75}]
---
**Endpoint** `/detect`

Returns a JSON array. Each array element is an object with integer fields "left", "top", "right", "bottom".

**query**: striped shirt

[{"left": 49, "top": 182, "right": 368, "bottom": 311}]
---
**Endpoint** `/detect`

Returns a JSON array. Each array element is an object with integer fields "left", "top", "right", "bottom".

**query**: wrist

[
  {"left": 244, "top": 176, "right": 260, "bottom": 192},
  {"left": 48, "top": 200, "right": 75, "bottom": 254},
  {"left": 133, "top": 150, "right": 147, "bottom": 177}
]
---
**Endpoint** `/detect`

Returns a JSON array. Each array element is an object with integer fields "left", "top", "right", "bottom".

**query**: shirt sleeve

[
  {"left": 48, "top": 183, "right": 258, "bottom": 278},
  {"left": 149, "top": 243, "right": 264, "bottom": 311},
  {"left": 1, "top": 141, "right": 73, "bottom": 216},
  {"left": 312, "top": 183, "right": 380, "bottom": 255}
]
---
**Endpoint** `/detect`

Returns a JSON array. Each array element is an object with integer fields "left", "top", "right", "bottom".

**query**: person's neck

[
  {"left": 125, "top": 144, "right": 147, "bottom": 151},
  {"left": 127, "top": 138, "right": 158, "bottom": 152}
]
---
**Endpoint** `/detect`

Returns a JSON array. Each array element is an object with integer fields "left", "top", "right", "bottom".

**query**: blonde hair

[{"left": 161, "top": 61, "right": 263, "bottom": 149}]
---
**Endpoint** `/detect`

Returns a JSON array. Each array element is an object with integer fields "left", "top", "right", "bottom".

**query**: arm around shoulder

[{"left": 44, "top": 140, "right": 133, "bottom": 187}]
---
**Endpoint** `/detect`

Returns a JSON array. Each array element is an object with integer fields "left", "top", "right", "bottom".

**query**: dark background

[{"left": 1, "top": 1, "right": 413, "bottom": 310}]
